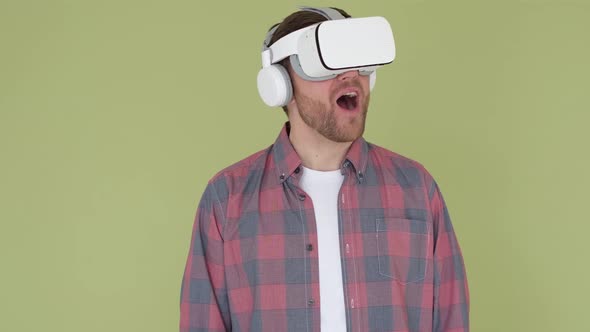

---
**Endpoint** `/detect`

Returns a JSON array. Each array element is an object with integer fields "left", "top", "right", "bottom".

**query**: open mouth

[{"left": 336, "top": 91, "right": 359, "bottom": 111}]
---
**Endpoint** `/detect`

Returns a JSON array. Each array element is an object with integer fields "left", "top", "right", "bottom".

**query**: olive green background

[{"left": 1, "top": 0, "right": 588, "bottom": 331}]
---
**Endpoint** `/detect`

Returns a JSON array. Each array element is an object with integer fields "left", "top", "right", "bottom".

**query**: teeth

[{"left": 344, "top": 92, "right": 357, "bottom": 97}]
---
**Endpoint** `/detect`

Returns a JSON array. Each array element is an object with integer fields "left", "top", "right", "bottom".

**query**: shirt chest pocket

[{"left": 375, "top": 218, "right": 431, "bottom": 284}]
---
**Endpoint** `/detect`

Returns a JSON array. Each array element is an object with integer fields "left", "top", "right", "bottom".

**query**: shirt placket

[
  {"left": 338, "top": 160, "right": 361, "bottom": 332},
  {"left": 286, "top": 169, "right": 322, "bottom": 332}
]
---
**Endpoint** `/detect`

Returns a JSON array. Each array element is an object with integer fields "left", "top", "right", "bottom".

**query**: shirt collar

[{"left": 271, "top": 122, "right": 369, "bottom": 184}]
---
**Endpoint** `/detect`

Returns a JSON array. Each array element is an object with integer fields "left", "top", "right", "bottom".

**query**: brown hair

[{"left": 266, "top": 8, "right": 352, "bottom": 115}]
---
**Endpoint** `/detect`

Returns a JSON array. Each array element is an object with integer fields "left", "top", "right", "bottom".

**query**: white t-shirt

[{"left": 299, "top": 166, "right": 347, "bottom": 332}]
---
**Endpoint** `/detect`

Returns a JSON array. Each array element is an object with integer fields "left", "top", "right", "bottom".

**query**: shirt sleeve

[
  {"left": 180, "top": 182, "right": 230, "bottom": 332},
  {"left": 429, "top": 179, "right": 470, "bottom": 332}
]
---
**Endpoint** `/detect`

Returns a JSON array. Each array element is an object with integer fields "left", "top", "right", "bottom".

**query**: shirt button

[
  {"left": 294, "top": 167, "right": 301, "bottom": 174},
  {"left": 307, "top": 299, "right": 315, "bottom": 306},
  {"left": 298, "top": 193, "right": 306, "bottom": 201},
  {"left": 306, "top": 244, "right": 313, "bottom": 251}
]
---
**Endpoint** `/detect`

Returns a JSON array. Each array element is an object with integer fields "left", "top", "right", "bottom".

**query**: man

[{"left": 180, "top": 6, "right": 469, "bottom": 332}]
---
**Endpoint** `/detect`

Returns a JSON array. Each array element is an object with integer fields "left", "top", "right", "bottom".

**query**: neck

[{"left": 288, "top": 119, "right": 352, "bottom": 172}]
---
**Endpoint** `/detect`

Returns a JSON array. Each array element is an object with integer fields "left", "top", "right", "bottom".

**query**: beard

[{"left": 294, "top": 84, "right": 370, "bottom": 143}]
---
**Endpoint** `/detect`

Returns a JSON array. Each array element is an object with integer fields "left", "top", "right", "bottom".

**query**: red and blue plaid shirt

[{"left": 180, "top": 122, "right": 469, "bottom": 331}]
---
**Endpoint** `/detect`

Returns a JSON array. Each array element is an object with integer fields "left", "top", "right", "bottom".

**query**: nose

[{"left": 337, "top": 70, "right": 359, "bottom": 81}]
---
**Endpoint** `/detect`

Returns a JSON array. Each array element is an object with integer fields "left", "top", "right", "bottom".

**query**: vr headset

[{"left": 257, "top": 7, "right": 396, "bottom": 107}]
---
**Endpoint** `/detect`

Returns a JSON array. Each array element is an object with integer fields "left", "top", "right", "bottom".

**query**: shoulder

[
  {"left": 211, "top": 148, "right": 269, "bottom": 181},
  {"left": 367, "top": 142, "right": 432, "bottom": 174},
  {"left": 366, "top": 141, "right": 437, "bottom": 187},
  {"left": 204, "top": 145, "right": 272, "bottom": 200}
]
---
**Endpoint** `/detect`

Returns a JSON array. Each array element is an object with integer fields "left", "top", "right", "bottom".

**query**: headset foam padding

[
  {"left": 369, "top": 71, "right": 377, "bottom": 91},
  {"left": 257, "top": 65, "right": 293, "bottom": 107}
]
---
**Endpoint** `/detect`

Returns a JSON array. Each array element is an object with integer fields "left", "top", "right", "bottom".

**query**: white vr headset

[{"left": 257, "top": 7, "right": 396, "bottom": 107}]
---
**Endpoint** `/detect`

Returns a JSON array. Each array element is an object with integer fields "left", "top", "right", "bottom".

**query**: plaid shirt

[{"left": 180, "top": 122, "right": 469, "bottom": 332}]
